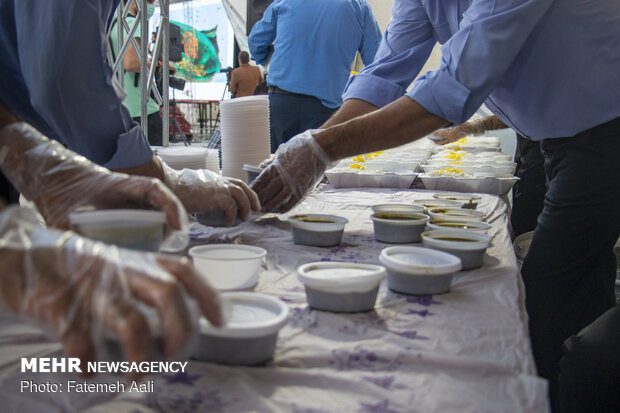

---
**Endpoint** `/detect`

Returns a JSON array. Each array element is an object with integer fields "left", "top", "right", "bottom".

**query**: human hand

[
  {"left": 163, "top": 165, "right": 260, "bottom": 226},
  {"left": 250, "top": 130, "right": 334, "bottom": 213},
  {"left": 431, "top": 120, "right": 486, "bottom": 145},
  {"left": 0, "top": 206, "right": 222, "bottom": 379},
  {"left": 0, "top": 123, "right": 188, "bottom": 239}
]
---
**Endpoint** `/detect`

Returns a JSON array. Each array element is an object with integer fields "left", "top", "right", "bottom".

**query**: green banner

[{"left": 172, "top": 20, "right": 221, "bottom": 82}]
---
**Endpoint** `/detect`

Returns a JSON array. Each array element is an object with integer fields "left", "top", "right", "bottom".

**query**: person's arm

[
  {"left": 14, "top": 0, "right": 153, "bottom": 170},
  {"left": 432, "top": 115, "right": 508, "bottom": 144},
  {"left": 248, "top": 3, "right": 277, "bottom": 65},
  {"left": 229, "top": 70, "right": 238, "bottom": 95},
  {"left": 0, "top": 205, "right": 222, "bottom": 377},
  {"left": 405, "top": 0, "right": 555, "bottom": 126},
  {"left": 358, "top": 2, "right": 382, "bottom": 65}
]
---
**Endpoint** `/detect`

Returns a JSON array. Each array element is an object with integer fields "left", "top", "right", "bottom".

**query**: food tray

[
  {"left": 325, "top": 170, "right": 418, "bottom": 189},
  {"left": 419, "top": 173, "right": 519, "bottom": 196}
]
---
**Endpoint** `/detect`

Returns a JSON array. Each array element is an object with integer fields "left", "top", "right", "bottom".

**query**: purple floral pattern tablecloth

[{"left": 0, "top": 187, "right": 549, "bottom": 412}]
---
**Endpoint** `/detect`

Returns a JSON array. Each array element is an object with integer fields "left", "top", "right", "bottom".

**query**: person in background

[
  {"left": 248, "top": 0, "right": 381, "bottom": 153},
  {"left": 0, "top": 100, "right": 223, "bottom": 375},
  {"left": 0, "top": 0, "right": 260, "bottom": 227},
  {"left": 229, "top": 51, "right": 263, "bottom": 99},
  {"left": 433, "top": 115, "right": 546, "bottom": 238},
  {"left": 250, "top": 1, "right": 620, "bottom": 410},
  {"left": 109, "top": 0, "right": 172, "bottom": 147}
]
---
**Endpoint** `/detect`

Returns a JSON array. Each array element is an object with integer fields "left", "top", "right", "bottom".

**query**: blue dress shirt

[
  {"left": 0, "top": 0, "right": 153, "bottom": 169},
  {"left": 249, "top": 0, "right": 382, "bottom": 109},
  {"left": 343, "top": 0, "right": 620, "bottom": 140}
]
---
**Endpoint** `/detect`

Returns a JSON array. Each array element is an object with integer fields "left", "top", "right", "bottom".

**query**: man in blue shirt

[
  {"left": 248, "top": 0, "right": 381, "bottom": 153},
  {"left": 0, "top": 0, "right": 259, "bottom": 225},
  {"left": 251, "top": 1, "right": 620, "bottom": 410}
]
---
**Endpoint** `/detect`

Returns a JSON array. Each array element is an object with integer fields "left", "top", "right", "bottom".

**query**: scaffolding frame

[{"left": 108, "top": 0, "right": 171, "bottom": 146}]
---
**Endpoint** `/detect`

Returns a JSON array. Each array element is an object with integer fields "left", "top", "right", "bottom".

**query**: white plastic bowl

[
  {"left": 421, "top": 230, "right": 491, "bottom": 270},
  {"left": 297, "top": 262, "right": 386, "bottom": 312},
  {"left": 379, "top": 246, "right": 462, "bottom": 295},
  {"left": 69, "top": 209, "right": 166, "bottom": 252},
  {"left": 371, "top": 203, "right": 425, "bottom": 214},
  {"left": 413, "top": 198, "right": 463, "bottom": 209},
  {"left": 189, "top": 244, "right": 266, "bottom": 290},
  {"left": 288, "top": 214, "right": 348, "bottom": 247},
  {"left": 426, "top": 219, "right": 491, "bottom": 233},
  {"left": 194, "top": 292, "right": 289, "bottom": 365},
  {"left": 371, "top": 212, "right": 429, "bottom": 243},
  {"left": 427, "top": 207, "right": 485, "bottom": 222}
]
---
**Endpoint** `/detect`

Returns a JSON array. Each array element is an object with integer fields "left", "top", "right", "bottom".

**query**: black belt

[{"left": 268, "top": 86, "right": 310, "bottom": 98}]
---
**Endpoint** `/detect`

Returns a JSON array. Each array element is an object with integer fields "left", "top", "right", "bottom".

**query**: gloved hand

[
  {"left": 0, "top": 123, "right": 188, "bottom": 249},
  {"left": 431, "top": 120, "right": 486, "bottom": 145},
  {"left": 251, "top": 129, "right": 334, "bottom": 213},
  {"left": 0, "top": 205, "right": 222, "bottom": 378},
  {"left": 162, "top": 163, "right": 260, "bottom": 226}
]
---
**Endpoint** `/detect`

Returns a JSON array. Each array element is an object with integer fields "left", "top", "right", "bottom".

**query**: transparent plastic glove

[
  {"left": 0, "top": 123, "right": 188, "bottom": 250},
  {"left": 162, "top": 163, "right": 260, "bottom": 226},
  {"left": 250, "top": 129, "right": 335, "bottom": 213},
  {"left": 431, "top": 120, "right": 486, "bottom": 145},
  {"left": 0, "top": 205, "right": 222, "bottom": 379}
]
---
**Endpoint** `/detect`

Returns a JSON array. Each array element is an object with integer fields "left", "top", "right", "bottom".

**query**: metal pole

[
  {"left": 162, "top": 0, "right": 170, "bottom": 146},
  {"left": 139, "top": 0, "right": 148, "bottom": 139}
]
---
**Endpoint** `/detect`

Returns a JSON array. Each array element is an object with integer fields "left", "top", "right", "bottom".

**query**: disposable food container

[
  {"left": 427, "top": 207, "right": 485, "bottom": 222},
  {"left": 426, "top": 219, "right": 491, "bottom": 233},
  {"left": 433, "top": 193, "right": 482, "bottom": 209},
  {"left": 194, "top": 292, "right": 289, "bottom": 365},
  {"left": 371, "top": 212, "right": 429, "bottom": 243},
  {"left": 379, "top": 246, "right": 462, "bottom": 295},
  {"left": 288, "top": 214, "right": 348, "bottom": 247},
  {"left": 189, "top": 244, "right": 266, "bottom": 290},
  {"left": 242, "top": 164, "right": 263, "bottom": 184},
  {"left": 69, "top": 209, "right": 166, "bottom": 252},
  {"left": 413, "top": 198, "right": 463, "bottom": 209},
  {"left": 195, "top": 209, "right": 241, "bottom": 227},
  {"left": 371, "top": 203, "right": 425, "bottom": 214},
  {"left": 421, "top": 230, "right": 491, "bottom": 270},
  {"left": 297, "top": 262, "right": 386, "bottom": 313}
]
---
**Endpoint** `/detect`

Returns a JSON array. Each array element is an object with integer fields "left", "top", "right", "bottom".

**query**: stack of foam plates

[{"left": 219, "top": 96, "right": 271, "bottom": 180}]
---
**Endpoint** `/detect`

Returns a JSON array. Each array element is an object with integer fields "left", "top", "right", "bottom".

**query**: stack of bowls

[
  {"left": 158, "top": 146, "right": 214, "bottom": 171},
  {"left": 220, "top": 96, "right": 271, "bottom": 180}
]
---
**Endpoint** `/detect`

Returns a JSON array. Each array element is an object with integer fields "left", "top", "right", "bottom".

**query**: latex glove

[
  {"left": 162, "top": 163, "right": 260, "bottom": 226},
  {"left": 251, "top": 130, "right": 334, "bottom": 213},
  {"left": 0, "top": 205, "right": 222, "bottom": 378},
  {"left": 0, "top": 123, "right": 188, "bottom": 248}
]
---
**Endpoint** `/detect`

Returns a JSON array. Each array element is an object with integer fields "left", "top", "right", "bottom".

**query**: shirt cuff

[
  {"left": 102, "top": 124, "right": 154, "bottom": 169},
  {"left": 407, "top": 68, "right": 472, "bottom": 125},
  {"left": 342, "top": 73, "right": 406, "bottom": 109}
]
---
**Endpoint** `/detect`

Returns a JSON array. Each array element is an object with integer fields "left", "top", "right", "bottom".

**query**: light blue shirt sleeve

[
  {"left": 343, "top": 1, "right": 436, "bottom": 109},
  {"left": 408, "top": 0, "right": 554, "bottom": 124},
  {"left": 358, "top": 3, "right": 382, "bottom": 66},
  {"left": 248, "top": 3, "right": 277, "bottom": 66},
  {"left": 11, "top": 0, "right": 153, "bottom": 169}
]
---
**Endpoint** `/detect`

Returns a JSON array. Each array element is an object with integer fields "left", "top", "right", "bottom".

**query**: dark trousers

[
  {"left": 521, "top": 117, "right": 620, "bottom": 412},
  {"left": 559, "top": 304, "right": 620, "bottom": 413},
  {"left": 133, "top": 111, "right": 163, "bottom": 147},
  {"left": 511, "top": 134, "right": 546, "bottom": 237},
  {"left": 268, "top": 92, "right": 337, "bottom": 154}
]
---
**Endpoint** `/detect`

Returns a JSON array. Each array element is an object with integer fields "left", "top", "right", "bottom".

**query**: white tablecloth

[{"left": 0, "top": 186, "right": 549, "bottom": 412}]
